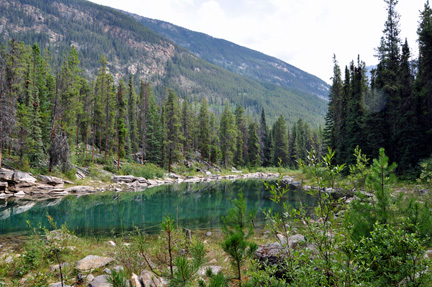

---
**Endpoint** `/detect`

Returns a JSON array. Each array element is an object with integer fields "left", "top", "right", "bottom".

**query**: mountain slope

[
  {"left": 0, "top": 0, "right": 327, "bottom": 126},
  {"left": 127, "top": 14, "right": 330, "bottom": 99}
]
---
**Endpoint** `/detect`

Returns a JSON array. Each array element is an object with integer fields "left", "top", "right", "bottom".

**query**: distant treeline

[{"left": 0, "top": 41, "right": 323, "bottom": 173}]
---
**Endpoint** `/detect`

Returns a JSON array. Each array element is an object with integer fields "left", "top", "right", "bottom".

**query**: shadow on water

[{"left": 0, "top": 179, "right": 317, "bottom": 237}]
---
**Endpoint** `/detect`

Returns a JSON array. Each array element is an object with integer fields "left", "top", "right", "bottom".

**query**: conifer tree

[
  {"left": 164, "top": 90, "right": 183, "bottom": 172},
  {"left": 209, "top": 113, "right": 219, "bottom": 164},
  {"left": 272, "top": 115, "right": 289, "bottom": 166},
  {"left": 198, "top": 98, "right": 210, "bottom": 160},
  {"left": 181, "top": 98, "right": 194, "bottom": 157},
  {"left": 138, "top": 82, "right": 150, "bottom": 155},
  {"left": 128, "top": 76, "right": 139, "bottom": 154},
  {"left": 247, "top": 122, "right": 260, "bottom": 168},
  {"left": 259, "top": 108, "right": 270, "bottom": 165},
  {"left": 220, "top": 104, "right": 237, "bottom": 168},
  {"left": 144, "top": 87, "right": 162, "bottom": 165},
  {"left": 415, "top": 0, "right": 432, "bottom": 161},
  {"left": 234, "top": 105, "right": 247, "bottom": 167},
  {"left": 116, "top": 79, "right": 128, "bottom": 170},
  {"left": 324, "top": 55, "right": 343, "bottom": 152}
]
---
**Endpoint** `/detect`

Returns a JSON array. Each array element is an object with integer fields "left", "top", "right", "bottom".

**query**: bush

[
  {"left": 418, "top": 156, "right": 432, "bottom": 188},
  {"left": 121, "top": 163, "right": 165, "bottom": 179}
]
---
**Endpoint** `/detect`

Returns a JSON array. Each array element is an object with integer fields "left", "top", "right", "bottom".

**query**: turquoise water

[{"left": 0, "top": 179, "right": 316, "bottom": 236}]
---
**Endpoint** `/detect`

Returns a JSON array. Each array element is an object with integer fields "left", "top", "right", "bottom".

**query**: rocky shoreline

[{"left": 0, "top": 167, "right": 291, "bottom": 199}]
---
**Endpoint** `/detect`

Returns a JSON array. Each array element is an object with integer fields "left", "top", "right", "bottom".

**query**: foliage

[
  {"left": 107, "top": 268, "right": 130, "bottom": 287},
  {"left": 356, "top": 222, "right": 431, "bottom": 286},
  {"left": 418, "top": 156, "right": 432, "bottom": 188},
  {"left": 121, "top": 162, "right": 165, "bottom": 179}
]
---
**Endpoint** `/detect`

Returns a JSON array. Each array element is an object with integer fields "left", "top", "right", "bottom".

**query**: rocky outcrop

[{"left": 64, "top": 186, "right": 96, "bottom": 194}]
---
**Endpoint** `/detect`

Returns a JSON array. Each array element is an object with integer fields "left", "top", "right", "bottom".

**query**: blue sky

[{"left": 90, "top": 0, "right": 426, "bottom": 83}]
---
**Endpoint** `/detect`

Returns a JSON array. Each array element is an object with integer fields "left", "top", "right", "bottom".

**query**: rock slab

[{"left": 75, "top": 255, "right": 114, "bottom": 271}]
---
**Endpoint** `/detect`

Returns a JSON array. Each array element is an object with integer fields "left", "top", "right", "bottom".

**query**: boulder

[
  {"left": 254, "top": 243, "right": 286, "bottom": 265},
  {"left": 0, "top": 168, "right": 14, "bottom": 181},
  {"left": 38, "top": 175, "right": 64, "bottom": 186},
  {"left": 288, "top": 234, "right": 305, "bottom": 249},
  {"left": 131, "top": 273, "right": 142, "bottom": 287},
  {"left": 88, "top": 275, "right": 110, "bottom": 287},
  {"left": 64, "top": 186, "right": 96, "bottom": 194},
  {"left": 0, "top": 182, "right": 7, "bottom": 192},
  {"left": 112, "top": 175, "right": 136, "bottom": 183},
  {"left": 140, "top": 270, "right": 164, "bottom": 287},
  {"left": 75, "top": 255, "right": 114, "bottom": 271},
  {"left": 12, "top": 171, "right": 37, "bottom": 187}
]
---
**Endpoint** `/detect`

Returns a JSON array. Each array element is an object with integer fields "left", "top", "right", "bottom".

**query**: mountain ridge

[
  {"left": 0, "top": 0, "right": 327, "bottom": 126},
  {"left": 126, "top": 13, "right": 330, "bottom": 99}
]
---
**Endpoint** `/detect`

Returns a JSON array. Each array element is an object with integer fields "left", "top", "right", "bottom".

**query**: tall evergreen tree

[
  {"left": 164, "top": 90, "right": 183, "bottom": 172},
  {"left": 415, "top": 0, "right": 432, "bottom": 161},
  {"left": 127, "top": 76, "right": 139, "bottom": 154},
  {"left": 247, "top": 122, "right": 260, "bottom": 168},
  {"left": 258, "top": 108, "right": 270, "bottom": 165},
  {"left": 324, "top": 55, "right": 343, "bottom": 152},
  {"left": 272, "top": 115, "right": 289, "bottom": 166},
  {"left": 234, "top": 105, "right": 247, "bottom": 167},
  {"left": 116, "top": 79, "right": 128, "bottom": 170},
  {"left": 181, "top": 98, "right": 194, "bottom": 158},
  {"left": 220, "top": 104, "right": 237, "bottom": 168},
  {"left": 144, "top": 86, "right": 162, "bottom": 165},
  {"left": 198, "top": 98, "right": 210, "bottom": 160}
]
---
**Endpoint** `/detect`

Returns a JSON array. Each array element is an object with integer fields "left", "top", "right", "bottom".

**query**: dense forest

[
  {"left": 324, "top": 0, "right": 432, "bottom": 176},
  {"left": 0, "top": 41, "right": 322, "bottom": 174}
]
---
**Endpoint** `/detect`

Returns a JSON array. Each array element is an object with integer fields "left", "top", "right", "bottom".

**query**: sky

[{"left": 89, "top": 0, "right": 427, "bottom": 84}]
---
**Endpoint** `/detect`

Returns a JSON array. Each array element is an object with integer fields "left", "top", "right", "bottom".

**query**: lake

[{"left": 0, "top": 179, "right": 316, "bottom": 236}]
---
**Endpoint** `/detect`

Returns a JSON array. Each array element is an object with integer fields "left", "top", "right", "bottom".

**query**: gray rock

[
  {"left": 254, "top": 243, "right": 286, "bottom": 265},
  {"left": 13, "top": 191, "right": 26, "bottom": 197},
  {"left": 49, "top": 282, "right": 72, "bottom": 287},
  {"left": 38, "top": 175, "right": 65, "bottom": 186},
  {"left": 12, "top": 171, "right": 37, "bottom": 186},
  {"left": 50, "top": 262, "right": 70, "bottom": 272},
  {"left": 130, "top": 273, "right": 142, "bottom": 287},
  {"left": 0, "top": 168, "right": 14, "bottom": 181},
  {"left": 64, "top": 186, "right": 96, "bottom": 194},
  {"left": 75, "top": 255, "right": 114, "bottom": 271},
  {"left": 288, "top": 234, "right": 305, "bottom": 249},
  {"left": 206, "top": 232, "right": 212, "bottom": 237},
  {"left": 0, "top": 182, "right": 8, "bottom": 191},
  {"left": 5, "top": 256, "right": 13, "bottom": 264},
  {"left": 87, "top": 274, "right": 95, "bottom": 282},
  {"left": 140, "top": 270, "right": 164, "bottom": 287},
  {"left": 112, "top": 175, "right": 136, "bottom": 183},
  {"left": 88, "top": 275, "right": 110, "bottom": 287}
]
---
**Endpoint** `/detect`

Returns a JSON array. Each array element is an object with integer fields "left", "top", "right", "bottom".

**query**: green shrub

[
  {"left": 121, "top": 163, "right": 165, "bottom": 179},
  {"left": 418, "top": 156, "right": 432, "bottom": 188}
]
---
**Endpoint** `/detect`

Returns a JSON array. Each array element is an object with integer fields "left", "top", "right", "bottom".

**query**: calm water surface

[{"left": 0, "top": 179, "right": 316, "bottom": 236}]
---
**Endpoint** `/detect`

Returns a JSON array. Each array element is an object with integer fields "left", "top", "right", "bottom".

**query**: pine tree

[
  {"left": 414, "top": 0, "right": 432, "bottom": 161},
  {"left": 234, "top": 105, "right": 247, "bottom": 167},
  {"left": 138, "top": 82, "right": 151, "bottom": 156},
  {"left": 375, "top": 0, "right": 402, "bottom": 162},
  {"left": 272, "top": 115, "right": 289, "bottom": 166},
  {"left": 220, "top": 104, "right": 237, "bottom": 168},
  {"left": 324, "top": 55, "right": 343, "bottom": 152},
  {"left": 128, "top": 76, "right": 138, "bottom": 154},
  {"left": 181, "top": 98, "right": 194, "bottom": 158},
  {"left": 145, "top": 87, "right": 162, "bottom": 165},
  {"left": 164, "top": 90, "right": 183, "bottom": 172},
  {"left": 209, "top": 112, "right": 219, "bottom": 164},
  {"left": 198, "top": 98, "right": 210, "bottom": 160},
  {"left": 258, "top": 108, "right": 270, "bottom": 165},
  {"left": 247, "top": 122, "right": 260, "bottom": 168},
  {"left": 116, "top": 79, "right": 128, "bottom": 170}
]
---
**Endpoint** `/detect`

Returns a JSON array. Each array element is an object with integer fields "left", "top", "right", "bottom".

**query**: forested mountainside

[
  {"left": 128, "top": 14, "right": 330, "bottom": 100},
  {"left": 0, "top": 0, "right": 327, "bottom": 126}
]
